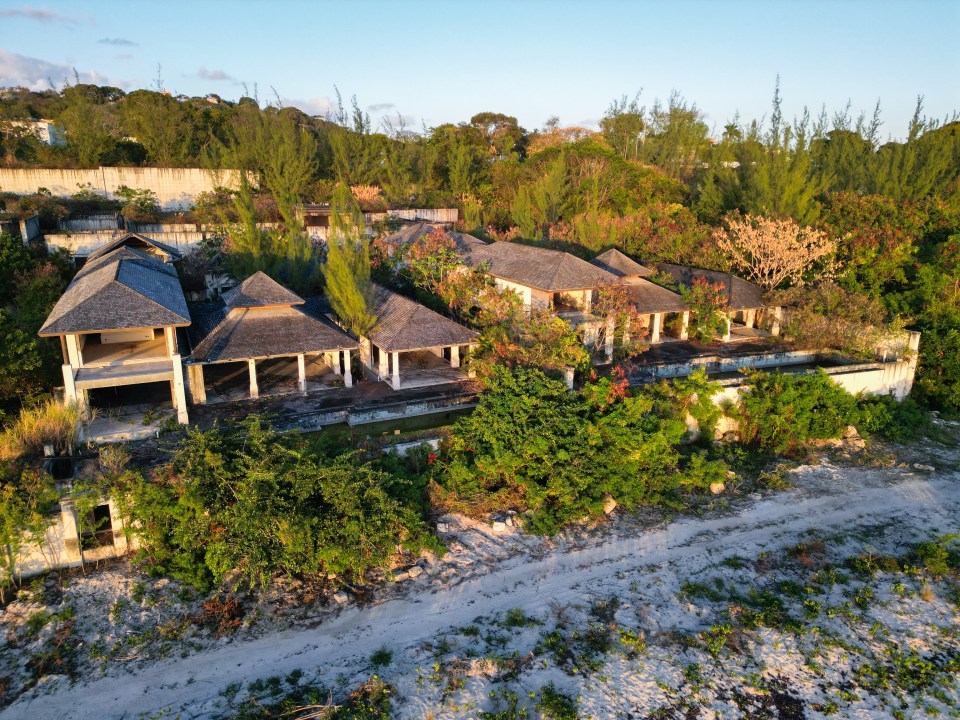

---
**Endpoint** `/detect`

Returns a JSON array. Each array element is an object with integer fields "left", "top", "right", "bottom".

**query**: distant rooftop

[
  {"left": 459, "top": 241, "right": 618, "bottom": 292},
  {"left": 591, "top": 249, "right": 655, "bottom": 278},
  {"left": 657, "top": 263, "right": 765, "bottom": 310},
  {"left": 86, "top": 232, "right": 182, "bottom": 263}
]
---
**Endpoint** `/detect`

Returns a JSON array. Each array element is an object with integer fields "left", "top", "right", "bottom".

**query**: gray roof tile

[
  {"left": 86, "top": 232, "right": 182, "bottom": 262},
  {"left": 591, "top": 249, "right": 655, "bottom": 278},
  {"left": 221, "top": 271, "right": 304, "bottom": 308},
  {"left": 39, "top": 247, "right": 190, "bottom": 336},
  {"left": 189, "top": 302, "right": 358, "bottom": 363},
  {"left": 458, "top": 241, "right": 617, "bottom": 291},
  {"left": 657, "top": 263, "right": 765, "bottom": 310},
  {"left": 367, "top": 285, "right": 478, "bottom": 352}
]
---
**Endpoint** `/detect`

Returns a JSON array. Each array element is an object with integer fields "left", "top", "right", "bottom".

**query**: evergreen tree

[{"left": 324, "top": 184, "right": 376, "bottom": 336}]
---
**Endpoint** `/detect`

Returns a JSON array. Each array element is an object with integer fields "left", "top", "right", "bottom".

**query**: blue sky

[{"left": 1, "top": 0, "right": 957, "bottom": 139}]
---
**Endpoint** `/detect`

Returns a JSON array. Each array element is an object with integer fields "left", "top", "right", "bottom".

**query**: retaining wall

[{"left": 0, "top": 167, "right": 239, "bottom": 210}]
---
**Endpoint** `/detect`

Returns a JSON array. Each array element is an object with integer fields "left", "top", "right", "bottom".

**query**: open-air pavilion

[
  {"left": 362, "top": 285, "right": 478, "bottom": 391},
  {"left": 657, "top": 263, "right": 780, "bottom": 341},
  {"left": 38, "top": 244, "right": 191, "bottom": 425},
  {"left": 185, "top": 272, "right": 358, "bottom": 404},
  {"left": 592, "top": 249, "right": 690, "bottom": 343}
]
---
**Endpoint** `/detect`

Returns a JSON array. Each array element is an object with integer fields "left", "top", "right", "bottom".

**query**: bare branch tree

[{"left": 713, "top": 214, "right": 836, "bottom": 291}]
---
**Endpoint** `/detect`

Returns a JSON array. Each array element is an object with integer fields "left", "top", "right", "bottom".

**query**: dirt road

[{"left": 5, "top": 463, "right": 959, "bottom": 719}]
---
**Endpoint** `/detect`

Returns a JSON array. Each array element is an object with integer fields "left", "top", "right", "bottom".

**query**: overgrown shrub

[
  {"left": 855, "top": 394, "right": 934, "bottom": 442},
  {"left": 121, "top": 417, "right": 440, "bottom": 591},
  {"left": 432, "top": 367, "right": 716, "bottom": 533},
  {"left": 0, "top": 398, "right": 82, "bottom": 460},
  {"left": 735, "top": 369, "right": 858, "bottom": 454}
]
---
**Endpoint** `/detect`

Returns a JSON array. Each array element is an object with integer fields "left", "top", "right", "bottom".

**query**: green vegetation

[
  {"left": 120, "top": 418, "right": 440, "bottom": 591},
  {"left": 2, "top": 81, "right": 959, "bottom": 411},
  {"left": 432, "top": 366, "right": 726, "bottom": 534}
]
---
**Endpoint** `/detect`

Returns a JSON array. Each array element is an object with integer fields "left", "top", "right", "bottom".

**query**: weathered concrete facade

[{"left": 0, "top": 167, "right": 240, "bottom": 210}]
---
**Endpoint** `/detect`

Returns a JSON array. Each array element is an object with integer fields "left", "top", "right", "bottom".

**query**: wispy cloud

[
  {"left": 0, "top": 5, "right": 85, "bottom": 24},
  {"left": 98, "top": 37, "right": 137, "bottom": 46},
  {"left": 284, "top": 96, "right": 335, "bottom": 117},
  {"left": 0, "top": 49, "right": 113, "bottom": 91},
  {"left": 367, "top": 102, "right": 395, "bottom": 113},
  {"left": 114, "top": 53, "right": 133, "bottom": 61},
  {"left": 195, "top": 66, "right": 236, "bottom": 83}
]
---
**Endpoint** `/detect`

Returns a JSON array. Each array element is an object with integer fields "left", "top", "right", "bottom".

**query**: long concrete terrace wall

[{"left": 0, "top": 167, "right": 239, "bottom": 210}]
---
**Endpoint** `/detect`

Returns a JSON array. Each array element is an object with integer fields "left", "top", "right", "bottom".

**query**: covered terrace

[
  {"left": 363, "top": 285, "right": 478, "bottom": 391},
  {"left": 185, "top": 272, "right": 358, "bottom": 404}
]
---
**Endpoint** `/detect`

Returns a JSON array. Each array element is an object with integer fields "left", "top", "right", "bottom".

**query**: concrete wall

[
  {"left": 46, "top": 230, "right": 207, "bottom": 257},
  {"left": 366, "top": 208, "right": 459, "bottom": 224},
  {"left": 0, "top": 167, "right": 240, "bottom": 210},
  {"left": 13, "top": 496, "right": 132, "bottom": 579},
  {"left": 643, "top": 332, "right": 921, "bottom": 404}
]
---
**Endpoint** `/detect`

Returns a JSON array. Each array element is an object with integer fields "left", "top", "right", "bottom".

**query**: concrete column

[
  {"left": 450, "top": 345, "right": 461, "bottom": 369},
  {"left": 378, "top": 346, "right": 389, "bottom": 379},
  {"left": 770, "top": 306, "right": 782, "bottom": 337},
  {"left": 650, "top": 313, "right": 662, "bottom": 344},
  {"left": 330, "top": 351, "right": 341, "bottom": 375},
  {"left": 65, "top": 334, "right": 83, "bottom": 367},
  {"left": 680, "top": 311, "right": 690, "bottom": 341},
  {"left": 744, "top": 309, "right": 756, "bottom": 329},
  {"left": 391, "top": 351, "right": 401, "bottom": 390},
  {"left": 605, "top": 316, "right": 615, "bottom": 360},
  {"left": 187, "top": 364, "right": 206, "bottom": 405},
  {"left": 62, "top": 364, "right": 78, "bottom": 405},
  {"left": 723, "top": 312, "right": 732, "bottom": 342},
  {"left": 164, "top": 326, "right": 178, "bottom": 356},
  {"left": 60, "top": 499, "right": 81, "bottom": 563},
  {"left": 583, "top": 290, "right": 592, "bottom": 315},
  {"left": 342, "top": 349, "right": 352, "bottom": 388},
  {"left": 430, "top": 346, "right": 444, "bottom": 357},
  {"left": 171, "top": 355, "right": 189, "bottom": 424},
  {"left": 248, "top": 358, "right": 259, "bottom": 399},
  {"left": 564, "top": 367, "right": 575, "bottom": 389},
  {"left": 297, "top": 354, "right": 307, "bottom": 394}
]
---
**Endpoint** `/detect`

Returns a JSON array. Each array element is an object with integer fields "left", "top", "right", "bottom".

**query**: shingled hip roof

[
  {"left": 86, "top": 232, "right": 182, "bottom": 262},
  {"left": 591, "top": 248, "right": 655, "bottom": 278},
  {"left": 39, "top": 246, "right": 190, "bottom": 336},
  {"left": 626, "top": 278, "right": 689, "bottom": 313},
  {"left": 189, "top": 304, "right": 358, "bottom": 363},
  {"left": 221, "top": 271, "right": 304, "bottom": 308},
  {"left": 366, "top": 285, "right": 478, "bottom": 353},
  {"left": 656, "top": 263, "right": 766, "bottom": 310},
  {"left": 458, "top": 241, "right": 618, "bottom": 291}
]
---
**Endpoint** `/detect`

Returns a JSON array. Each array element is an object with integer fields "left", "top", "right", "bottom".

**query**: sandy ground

[{"left": 2, "top": 437, "right": 959, "bottom": 719}]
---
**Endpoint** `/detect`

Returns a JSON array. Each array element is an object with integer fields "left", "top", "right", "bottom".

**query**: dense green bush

[
  {"left": 433, "top": 367, "right": 725, "bottom": 533},
  {"left": 736, "top": 369, "right": 859, "bottom": 454},
  {"left": 855, "top": 394, "right": 935, "bottom": 443},
  {"left": 120, "top": 418, "right": 440, "bottom": 591}
]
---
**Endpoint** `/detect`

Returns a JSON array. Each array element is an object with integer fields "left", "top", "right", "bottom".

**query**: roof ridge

[{"left": 114, "top": 259, "right": 190, "bottom": 324}]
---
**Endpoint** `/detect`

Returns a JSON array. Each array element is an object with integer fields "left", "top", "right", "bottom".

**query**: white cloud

[
  {"left": 98, "top": 37, "right": 137, "bottom": 46},
  {"left": 0, "top": 49, "right": 112, "bottom": 91},
  {"left": 283, "top": 96, "right": 335, "bottom": 117},
  {"left": 0, "top": 6, "right": 86, "bottom": 24},
  {"left": 367, "top": 102, "right": 395, "bottom": 113},
  {"left": 196, "top": 67, "right": 236, "bottom": 83}
]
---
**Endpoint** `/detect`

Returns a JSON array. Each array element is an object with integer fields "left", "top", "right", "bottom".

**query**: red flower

[{"left": 428, "top": 453, "right": 438, "bottom": 464}]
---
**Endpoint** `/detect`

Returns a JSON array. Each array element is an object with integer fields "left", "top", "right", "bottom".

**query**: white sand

[{"left": 3, "top": 455, "right": 959, "bottom": 719}]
